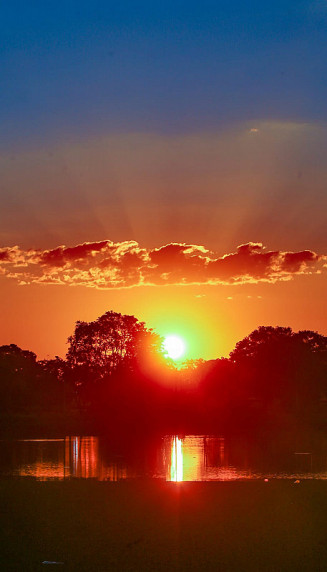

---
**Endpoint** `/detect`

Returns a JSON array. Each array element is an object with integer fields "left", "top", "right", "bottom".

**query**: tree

[
  {"left": 66, "top": 310, "right": 162, "bottom": 388},
  {"left": 230, "top": 326, "right": 293, "bottom": 364},
  {"left": 38, "top": 356, "right": 75, "bottom": 410},
  {"left": 229, "top": 326, "right": 327, "bottom": 409},
  {"left": 0, "top": 344, "right": 38, "bottom": 411}
]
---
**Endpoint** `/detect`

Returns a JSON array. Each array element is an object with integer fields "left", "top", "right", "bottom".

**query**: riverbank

[
  {"left": 1, "top": 479, "right": 327, "bottom": 571},
  {"left": 0, "top": 410, "right": 95, "bottom": 439},
  {"left": 3, "top": 408, "right": 327, "bottom": 441}
]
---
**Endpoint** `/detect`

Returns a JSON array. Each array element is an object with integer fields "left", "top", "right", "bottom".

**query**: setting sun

[{"left": 163, "top": 335, "right": 186, "bottom": 360}]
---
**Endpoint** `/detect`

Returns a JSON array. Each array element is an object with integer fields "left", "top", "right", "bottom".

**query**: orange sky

[
  {"left": 1, "top": 121, "right": 326, "bottom": 360},
  {"left": 0, "top": 263, "right": 325, "bottom": 361}
]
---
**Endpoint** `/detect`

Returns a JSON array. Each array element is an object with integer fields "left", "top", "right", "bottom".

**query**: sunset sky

[{"left": 1, "top": 1, "right": 326, "bottom": 360}]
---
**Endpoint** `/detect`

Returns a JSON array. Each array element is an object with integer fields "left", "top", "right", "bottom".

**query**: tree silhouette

[
  {"left": 66, "top": 311, "right": 162, "bottom": 389},
  {"left": 230, "top": 326, "right": 293, "bottom": 363},
  {"left": 2, "top": 319, "right": 327, "bottom": 433},
  {"left": 0, "top": 344, "right": 37, "bottom": 410},
  {"left": 0, "top": 344, "right": 62, "bottom": 412},
  {"left": 229, "top": 326, "right": 327, "bottom": 412}
]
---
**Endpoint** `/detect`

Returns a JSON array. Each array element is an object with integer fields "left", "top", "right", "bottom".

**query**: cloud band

[{"left": 0, "top": 241, "right": 324, "bottom": 289}]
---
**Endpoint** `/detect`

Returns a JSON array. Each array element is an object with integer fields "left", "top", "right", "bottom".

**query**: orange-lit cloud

[{"left": 0, "top": 241, "right": 324, "bottom": 289}]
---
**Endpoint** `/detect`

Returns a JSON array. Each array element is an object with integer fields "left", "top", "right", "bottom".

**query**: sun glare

[{"left": 163, "top": 335, "right": 186, "bottom": 360}]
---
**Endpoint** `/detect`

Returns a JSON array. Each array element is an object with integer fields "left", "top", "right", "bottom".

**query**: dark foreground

[{"left": 1, "top": 479, "right": 327, "bottom": 571}]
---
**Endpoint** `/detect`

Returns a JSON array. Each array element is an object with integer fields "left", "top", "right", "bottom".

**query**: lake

[
  {"left": 2, "top": 433, "right": 327, "bottom": 481},
  {"left": 3, "top": 434, "right": 327, "bottom": 570}
]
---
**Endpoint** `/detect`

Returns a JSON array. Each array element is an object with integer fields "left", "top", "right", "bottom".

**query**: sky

[{"left": 1, "top": 1, "right": 327, "bottom": 360}]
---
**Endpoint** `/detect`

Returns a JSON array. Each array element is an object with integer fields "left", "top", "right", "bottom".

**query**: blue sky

[{"left": 1, "top": 1, "right": 327, "bottom": 148}]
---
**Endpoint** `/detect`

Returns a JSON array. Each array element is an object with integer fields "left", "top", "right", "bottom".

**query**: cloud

[
  {"left": 0, "top": 240, "right": 324, "bottom": 289},
  {"left": 39, "top": 241, "right": 109, "bottom": 267},
  {"left": 0, "top": 249, "right": 11, "bottom": 262}
]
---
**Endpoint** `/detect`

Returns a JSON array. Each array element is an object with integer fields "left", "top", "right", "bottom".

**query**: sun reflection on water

[
  {"left": 170, "top": 437, "right": 183, "bottom": 481},
  {"left": 5, "top": 434, "right": 327, "bottom": 481},
  {"left": 166, "top": 435, "right": 227, "bottom": 481}
]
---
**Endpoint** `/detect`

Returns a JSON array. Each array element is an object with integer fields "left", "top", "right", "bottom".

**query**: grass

[{"left": 2, "top": 479, "right": 327, "bottom": 571}]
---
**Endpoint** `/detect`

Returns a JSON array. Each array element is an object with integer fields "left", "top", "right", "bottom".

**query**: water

[{"left": 2, "top": 434, "right": 327, "bottom": 481}]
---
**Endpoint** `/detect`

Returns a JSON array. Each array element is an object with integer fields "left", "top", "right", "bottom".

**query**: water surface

[{"left": 1, "top": 434, "right": 327, "bottom": 481}]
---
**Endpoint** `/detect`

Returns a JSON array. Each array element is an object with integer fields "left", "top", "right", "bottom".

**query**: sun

[{"left": 163, "top": 335, "right": 186, "bottom": 360}]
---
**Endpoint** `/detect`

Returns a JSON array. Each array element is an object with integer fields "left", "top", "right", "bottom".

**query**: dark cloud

[
  {"left": 281, "top": 250, "right": 319, "bottom": 273},
  {"left": 207, "top": 243, "right": 280, "bottom": 282},
  {"left": 145, "top": 244, "right": 208, "bottom": 285},
  {"left": 39, "top": 241, "right": 109, "bottom": 267},
  {"left": 0, "top": 240, "right": 324, "bottom": 289},
  {"left": 0, "top": 249, "right": 11, "bottom": 262}
]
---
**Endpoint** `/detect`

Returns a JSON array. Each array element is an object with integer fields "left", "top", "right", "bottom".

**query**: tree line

[{"left": 1, "top": 311, "right": 327, "bottom": 433}]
